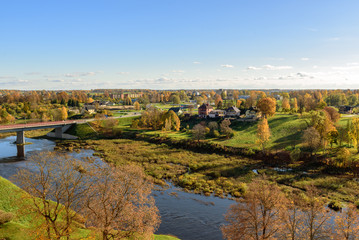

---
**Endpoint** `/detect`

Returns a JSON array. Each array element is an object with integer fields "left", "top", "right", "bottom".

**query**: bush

[
  {"left": 290, "top": 148, "right": 301, "bottom": 162},
  {"left": 0, "top": 210, "right": 14, "bottom": 225}
]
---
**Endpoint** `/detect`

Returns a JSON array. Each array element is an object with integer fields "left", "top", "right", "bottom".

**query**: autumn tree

[
  {"left": 349, "top": 118, "right": 359, "bottom": 152},
  {"left": 13, "top": 152, "right": 91, "bottom": 240},
  {"left": 301, "top": 186, "right": 332, "bottom": 240},
  {"left": 333, "top": 204, "right": 359, "bottom": 240},
  {"left": 134, "top": 101, "right": 141, "bottom": 110},
  {"left": 215, "top": 95, "right": 223, "bottom": 108},
  {"left": 60, "top": 106, "right": 68, "bottom": 120},
  {"left": 257, "top": 118, "right": 270, "bottom": 151},
  {"left": 84, "top": 164, "right": 160, "bottom": 240},
  {"left": 162, "top": 110, "right": 181, "bottom": 131},
  {"left": 172, "top": 95, "right": 181, "bottom": 104},
  {"left": 282, "top": 98, "right": 291, "bottom": 112},
  {"left": 192, "top": 123, "right": 206, "bottom": 142},
  {"left": 323, "top": 106, "right": 340, "bottom": 123},
  {"left": 279, "top": 192, "right": 305, "bottom": 240},
  {"left": 256, "top": 97, "right": 276, "bottom": 118},
  {"left": 302, "top": 127, "right": 322, "bottom": 155},
  {"left": 220, "top": 119, "right": 233, "bottom": 139},
  {"left": 292, "top": 98, "right": 298, "bottom": 113},
  {"left": 124, "top": 96, "right": 132, "bottom": 105},
  {"left": 236, "top": 99, "right": 242, "bottom": 108},
  {"left": 221, "top": 179, "right": 285, "bottom": 240}
]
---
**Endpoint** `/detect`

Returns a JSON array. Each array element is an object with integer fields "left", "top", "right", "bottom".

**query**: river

[{"left": 0, "top": 136, "right": 234, "bottom": 240}]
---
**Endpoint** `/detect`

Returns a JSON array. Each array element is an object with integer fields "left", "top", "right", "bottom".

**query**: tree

[
  {"left": 302, "top": 127, "right": 322, "bottom": 154},
  {"left": 334, "top": 204, "right": 359, "bottom": 240},
  {"left": 282, "top": 98, "right": 290, "bottom": 112},
  {"left": 349, "top": 118, "right": 359, "bottom": 152},
  {"left": 256, "top": 97, "right": 276, "bottom": 118},
  {"left": 292, "top": 98, "right": 298, "bottom": 113},
  {"left": 301, "top": 186, "right": 332, "bottom": 240},
  {"left": 134, "top": 101, "right": 141, "bottom": 110},
  {"left": 236, "top": 99, "right": 242, "bottom": 108},
  {"left": 84, "top": 164, "right": 160, "bottom": 240},
  {"left": 192, "top": 124, "right": 206, "bottom": 142},
  {"left": 124, "top": 96, "right": 132, "bottom": 105},
  {"left": 220, "top": 119, "right": 233, "bottom": 139},
  {"left": 215, "top": 95, "right": 223, "bottom": 108},
  {"left": 257, "top": 118, "right": 270, "bottom": 151},
  {"left": 60, "top": 106, "right": 68, "bottom": 120},
  {"left": 13, "top": 152, "right": 91, "bottom": 240},
  {"left": 221, "top": 179, "right": 285, "bottom": 240},
  {"left": 172, "top": 95, "right": 181, "bottom": 104},
  {"left": 279, "top": 192, "right": 305, "bottom": 240},
  {"left": 323, "top": 107, "right": 340, "bottom": 123},
  {"left": 162, "top": 110, "right": 181, "bottom": 131}
]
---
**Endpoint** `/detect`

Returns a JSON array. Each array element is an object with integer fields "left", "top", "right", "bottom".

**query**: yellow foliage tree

[
  {"left": 60, "top": 106, "right": 68, "bottom": 120},
  {"left": 281, "top": 98, "right": 290, "bottom": 112},
  {"left": 256, "top": 97, "right": 276, "bottom": 118},
  {"left": 257, "top": 118, "right": 270, "bottom": 151},
  {"left": 134, "top": 101, "right": 140, "bottom": 110}
]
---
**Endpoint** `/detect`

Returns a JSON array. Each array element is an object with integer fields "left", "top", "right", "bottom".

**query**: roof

[
  {"left": 198, "top": 103, "right": 213, "bottom": 110},
  {"left": 169, "top": 107, "right": 183, "bottom": 113},
  {"left": 226, "top": 106, "right": 240, "bottom": 112}
]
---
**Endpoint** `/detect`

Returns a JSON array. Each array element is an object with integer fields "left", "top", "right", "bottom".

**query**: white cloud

[
  {"left": 118, "top": 72, "right": 130, "bottom": 75},
  {"left": 301, "top": 58, "right": 310, "bottom": 61},
  {"left": 172, "top": 70, "right": 185, "bottom": 73},
  {"left": 247, "top": 66, "right": 261, "bottom": 70},
  {"left": 263, "top": 65, "right": 293, "bottom": 70},
  {"left": 221, "top": 64, "right": 234, "bottom": 68},
  {"left": 193, "top": 61, "right": 201, "bottom": 64}
]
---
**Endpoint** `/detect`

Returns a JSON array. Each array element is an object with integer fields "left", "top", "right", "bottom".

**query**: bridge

[
  {"left": 0, "top": 120, "right": 82, "bottom": 157},
  {"left": 0, "top": 113, "right": 141, "bottom": 158}
]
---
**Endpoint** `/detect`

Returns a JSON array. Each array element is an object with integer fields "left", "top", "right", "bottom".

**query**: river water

[{"left": 0, "top": 136, "right": 234, "bottom": 240}]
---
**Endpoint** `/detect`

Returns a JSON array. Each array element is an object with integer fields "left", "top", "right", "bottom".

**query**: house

[
  {"left": 82, "top": 105, "right": 96, "bottom": 114},
  {"left": 209, "top": 110, "right": 226, "bottom": 118},
  {"left": 198, "top": 103, "right": 213, "bottom": 117},
  {"left": 225, "top": 106, "right": 241, "bottom": 117},
  {"left": 168, "top": 107, "right": 183, "bottom": 115},
  {"left": 339, "top": 106, "right": 354, "bottom": 114},
  {"left": 273, "top": 95, "right": 283, "bottom": 101},
  {"left": 245, "top": 107, "right": 259, "bottom": 119}
]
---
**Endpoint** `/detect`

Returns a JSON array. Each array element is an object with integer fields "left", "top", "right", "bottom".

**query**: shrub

[
  {"left": 290, "top": 148, "right": 301, "bottom": 162},
  {"left": 0, "top": 210, "right": 14, "bottom": 225}
]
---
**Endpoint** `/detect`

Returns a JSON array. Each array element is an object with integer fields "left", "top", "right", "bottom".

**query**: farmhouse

[
  {"left": 209, "top": 110, "right": 226, "bottom": 118},
  {"left": 198, "top": 103, "right": 213, "bottom": 117},
  {"left": 225, "top": 106, "right": 241, "bottom": 117}
]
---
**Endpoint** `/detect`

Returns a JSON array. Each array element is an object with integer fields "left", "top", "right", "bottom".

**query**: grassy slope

[
  {"left": 0, "top": 176, "right": 93, "bottom": 239},
  {"left": 216, "top": 114, "right": 308, "bottom": 150},
  {"left": 0, "top": 177, "right": 180, "bottom": 240}
]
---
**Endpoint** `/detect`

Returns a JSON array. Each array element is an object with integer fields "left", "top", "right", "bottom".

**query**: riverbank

[{"left": 0, "top": 175, "right": 179, "bottom": 240}]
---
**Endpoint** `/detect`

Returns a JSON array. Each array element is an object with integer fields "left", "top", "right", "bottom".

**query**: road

[{"left": 0, "top": 112, "right": 141, "bottom": 133}]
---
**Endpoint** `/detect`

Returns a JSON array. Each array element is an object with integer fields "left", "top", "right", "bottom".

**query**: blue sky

[{"left": 1, "top": 0, "right": 359, "bottom": 90}]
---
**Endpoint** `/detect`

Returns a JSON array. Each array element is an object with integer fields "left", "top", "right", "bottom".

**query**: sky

[{"left": 1, "top": 0, "right": 359, "bottom": 90}]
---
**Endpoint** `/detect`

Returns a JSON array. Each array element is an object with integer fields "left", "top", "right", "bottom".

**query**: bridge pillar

[
  {"left": 16, "top": 131, "right": 25, "bottom": 144},
  {"left": 17, "top": 144, "right": 25, "bottom": 158},
  {"left": 55, "top": 127, "right": 63, "bottom": 138}
]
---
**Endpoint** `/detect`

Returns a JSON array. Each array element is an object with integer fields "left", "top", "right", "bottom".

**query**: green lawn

[{"left": 214, "top": 114, "right": 308, "bottom": 150}]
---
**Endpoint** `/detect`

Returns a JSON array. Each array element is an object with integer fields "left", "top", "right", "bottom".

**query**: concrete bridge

[{"left": 0, "top": 120, "right": 81, "bottom": 157}]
